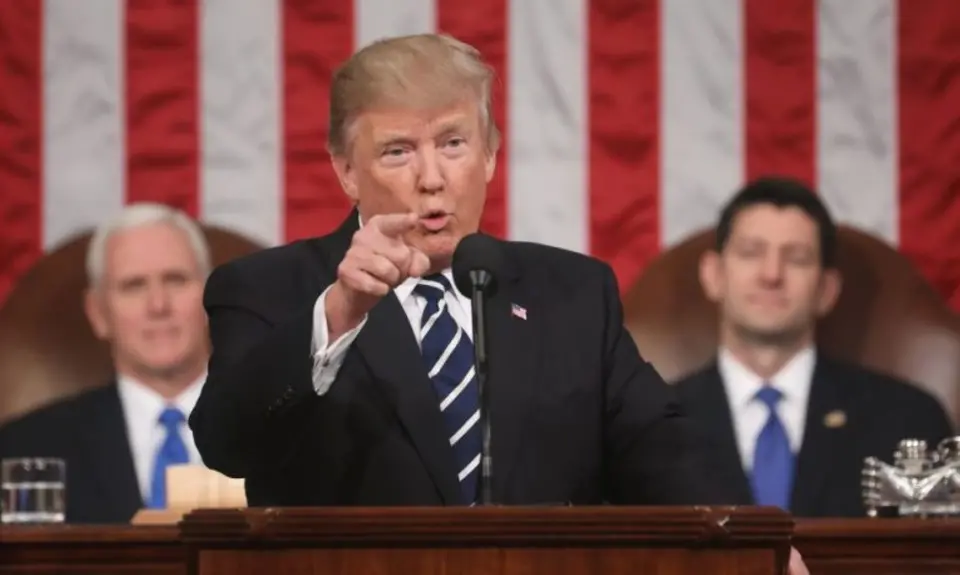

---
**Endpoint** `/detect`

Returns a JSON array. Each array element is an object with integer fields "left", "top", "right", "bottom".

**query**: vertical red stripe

[
  {"left": 898, "top": 0, "right": 960, "bottom": 305},
  {"left": 283, "top": 1, "right": 354, "bottom": 242},
  {"left": 437, "top": 0, "right": 508, "bottom": 240},
  {"left": 125, "top": 0, "right": 200, "bottom": 216},
  {"left": 0, "top": 2, "right": 42, "bottom": 304},
  {"left": 589, "top": 0, "right": 660, "bottom": 292},
  {"left": 744, "top": 0, "right": 816, "bottom": 185}
]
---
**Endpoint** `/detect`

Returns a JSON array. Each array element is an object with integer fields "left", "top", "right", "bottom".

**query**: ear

[
  {"left": 699, "top": 250, "right": 724, "bottom": 303},
  {"left": 815, "top": 268, "right": 843, "bottom": 317},
  {"left": 330, "top": 153, "right": 359, "bottom": 203},
  {"left": 484, "top": 147, "right": 497, "bottom": 183},
  {"left": 84, "top": 288, "right": 111, "bottom": 340}
]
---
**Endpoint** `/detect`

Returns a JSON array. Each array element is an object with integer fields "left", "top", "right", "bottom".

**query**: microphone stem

[{"left": 471, "top": 287, "right": 494, "bottom": 506}]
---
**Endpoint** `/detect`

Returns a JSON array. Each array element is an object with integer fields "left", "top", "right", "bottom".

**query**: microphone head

[{"left": 452, "top": 233, "right": 505, "bottom": 297}]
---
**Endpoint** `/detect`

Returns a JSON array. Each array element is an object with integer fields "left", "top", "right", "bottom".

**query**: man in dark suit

[
  {"left": 190, "top": 34, "right": 812, "bottom": 574},
  {"left": 188, "top": 32, "right": 724, "bottom": 510},
  {"left": 0, "top": 203, "right": 213, "bottom": 523},
  {"left": 673, "top": 177, "right": 955, "bottom": 518}
]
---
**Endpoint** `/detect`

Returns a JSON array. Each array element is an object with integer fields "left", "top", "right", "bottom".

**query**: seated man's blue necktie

[
  {"left": 148, "top": 406, "right": 190, "bottom": 509},
  {"left": 414, "top": 274, "right": 482, "bottom": 505},
  {"left": 750, "top": 386, "right": 795, "bottom": 509}
]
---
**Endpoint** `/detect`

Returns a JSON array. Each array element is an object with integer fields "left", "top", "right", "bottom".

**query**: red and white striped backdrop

[{"left": 1, "top": 0, "right": 959, "bottom": 309}]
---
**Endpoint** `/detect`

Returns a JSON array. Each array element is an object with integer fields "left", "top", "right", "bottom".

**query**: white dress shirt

[
  {"left": 310, "top": 268, "right": 473, "bottom": 395},
  {"left": 116, "top": 374, "right": 206, "bottom": 502},
  {"left": 717, "top": 346, "right": 815, "bottom": 471}
]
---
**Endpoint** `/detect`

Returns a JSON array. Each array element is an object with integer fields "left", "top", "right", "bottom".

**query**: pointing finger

[{"left": 373, "top": 212, "right": 418, "bottom": 238}]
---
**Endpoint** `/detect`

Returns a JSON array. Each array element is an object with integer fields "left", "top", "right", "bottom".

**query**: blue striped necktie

[
  {"left": 414, "top": 274, "right": 482, "bottom": 505},
  {"left": 148, "top": 406, "right": 190, "bottom": 509},
  {"left": 750, "top": 386, "right": 795, "bottom": 509}
]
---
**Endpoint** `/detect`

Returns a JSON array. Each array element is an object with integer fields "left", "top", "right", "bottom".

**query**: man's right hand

[{"left": 325, "top": 213, "right": 431, "bottom": 341}]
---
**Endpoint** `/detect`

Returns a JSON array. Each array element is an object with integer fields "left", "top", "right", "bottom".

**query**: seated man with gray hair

[{"left": 0, "top": 203, "right": 212, "bottom": 524}]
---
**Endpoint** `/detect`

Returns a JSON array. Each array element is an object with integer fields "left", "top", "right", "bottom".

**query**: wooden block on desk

[
  {"left": 128, "top": 466, "right": 246, "bottom": 525},
  {"left": 130, "top": 508, "right": 187, "bottom": 525},
  {"left": 166, "top": 465, "right": 247, "bottom": 509}
]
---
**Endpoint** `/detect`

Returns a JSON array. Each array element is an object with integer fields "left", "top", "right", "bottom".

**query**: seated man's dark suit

[
  {"left": 674, "top": 355, "right": 955, "bottom": 517},
  {"left": 189, "top": 212, "right": 729, "bottom": 507},
  {"left": 0, "top": 384, "right": 143, "bottom": 524}
]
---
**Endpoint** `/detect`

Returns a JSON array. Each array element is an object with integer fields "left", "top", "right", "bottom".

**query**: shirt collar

[
  {"left": 395, "top": 268, "right": 457, "bottom": 304},
  {"left": 117, "top": 372, "right": 206, "bottom": 422},
  {"left": 718, "top": 345, "right": 816, "bottom": 408}
]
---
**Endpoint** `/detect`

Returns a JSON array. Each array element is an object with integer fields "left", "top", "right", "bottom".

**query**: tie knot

[
  {"left": 415, "top": 274, "right": 452, "bottom": 303},
  {"left": 158, "top": 406, "right": 184, "bottom": 429},
  {"left": 755, "top": 386, "right": 783, "bottom": 409}
]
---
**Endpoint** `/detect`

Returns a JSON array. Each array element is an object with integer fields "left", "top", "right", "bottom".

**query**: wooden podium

[{"left": 179, "top": 506, "right": 793, "bottom": 574}]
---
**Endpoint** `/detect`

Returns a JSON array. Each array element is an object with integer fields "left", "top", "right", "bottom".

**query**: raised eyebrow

[
  {"left": 375, "top": 135, "right": 416, "bottom": 149},
  {"left": 434, "top": 121, "right": 470, "bottom": 138}
]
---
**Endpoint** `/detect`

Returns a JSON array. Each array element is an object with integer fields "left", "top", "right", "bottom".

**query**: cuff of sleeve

[{"left": 311, "top": 284, "right": 367, "bottom": 395}]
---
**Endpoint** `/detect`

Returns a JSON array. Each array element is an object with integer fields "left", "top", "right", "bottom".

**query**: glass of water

[{"left": 1, "top": 458, "right": 66, "bottom": 524}]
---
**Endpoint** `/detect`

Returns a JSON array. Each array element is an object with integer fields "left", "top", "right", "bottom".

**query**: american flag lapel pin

[{"left": 510, "top": 303, "right": 527, "bottom": 320}]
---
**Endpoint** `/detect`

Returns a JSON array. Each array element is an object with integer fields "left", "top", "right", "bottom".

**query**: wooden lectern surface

[
  {"left": 794, "top": 518, "right": 960, "bottom": 574},
  {"left": 0, "top": 524, "right": 183, "bottom": 574},
  {"left": 6, "top": 513, "right": 960, "bottom": 574},
  {"left": 179, "top": 506, "right": 792, "bottom": 575}
]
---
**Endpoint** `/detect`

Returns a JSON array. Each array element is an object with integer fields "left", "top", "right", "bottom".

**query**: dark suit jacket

[
  {"left": 0, "top": 383, "right": 144, "bottom": 524},
  {"left": 189, "top": 212, "right": 728, "bottom": 507},
  {"left": 673, "top": 355, "right": 955, "bottom": 517}
]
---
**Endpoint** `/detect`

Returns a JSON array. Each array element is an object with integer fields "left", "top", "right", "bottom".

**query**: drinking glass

[{"left": 1, "top": 458, "right": 66, "bottom": 524}]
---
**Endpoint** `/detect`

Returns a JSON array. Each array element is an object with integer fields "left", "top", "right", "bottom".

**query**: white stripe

[
  {"left": 355, "top": 0, "right": 436, "bottom": 49},
  {"left": 449, "top": 410, "right": 479, "bottom": 446},
  {"left": 817, "top": 0, "right": 898, "bottom": 245},
  {"left": 660, "top": 0, "right": 744, "bottom": 246},
  {"left": 200, "top": 0, "right": 282, "bottom": 247},
  {"left": 428, "top": 327, "right": 462, "bottom": 378},
  {"left": 419, "top": 279, "right": 446, "bottom": 293},
  {"left": 508, "top": 0, "right": 588, "bottom": 252},
  {"left": 458, "top": 453, "right": 480, "bottom": 482},
  {"left": 419, "top": 299, "right": 446, "bottom": 340},
  {"left": 43, "top": 0, "right": 124, "bottom": 249},
  {"left": 440, "top": 366, "right": 475, "bottom": 411}
]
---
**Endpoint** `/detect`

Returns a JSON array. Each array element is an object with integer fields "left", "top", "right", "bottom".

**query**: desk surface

[
  {"left": 794, "top": 518, "right": 960, "bottom": 574},
  {"left": 3, "top": 517, "right": 960, "bottom": 574},
  {"left": 0, "top": 524, "right": 184, "bottom": 575}
]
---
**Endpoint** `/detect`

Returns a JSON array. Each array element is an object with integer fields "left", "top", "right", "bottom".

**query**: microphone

[{"left": 452, "top": 232, "right": 505, "bottom": 506}]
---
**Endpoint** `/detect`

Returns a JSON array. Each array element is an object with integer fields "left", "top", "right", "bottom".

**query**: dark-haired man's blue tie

[
  {"left": 750, "top": 386, "right": 795, "bottom": 509},
  {"left": 414, "top": 274, "right": 482, "bottom": 505},
  {"left": 148, "top": 406, "right": 190, "bottom": 509}
]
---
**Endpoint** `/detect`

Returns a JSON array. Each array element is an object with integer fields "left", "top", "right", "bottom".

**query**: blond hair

[{"left": 327, "top": 33, "right": 501, "bottom": 156}]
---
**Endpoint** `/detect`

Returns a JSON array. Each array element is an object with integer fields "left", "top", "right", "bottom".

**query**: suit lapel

[
  {"left": 320, "top": 220, "right": 541, "bottom": 504},
  {"left": 319, "top": 211, "right": 461, "bottom": 503},
  {"left": 790, "top": 357, "right": 851, "bottom": 515},
  {"left": 355, "top": 294, "right": 463, "bottom": 504},
  {"left": 687, "top": 365, "right": 754, "bottom": 504},
  {"left": 481, "top": 259, "right": 540, "bottom": 501},
  {"left": 312, "top": 211, "right": 459, "bottom": 504},
  {"left": 87, "top": 385, "right": 144, "bottom": 519}
]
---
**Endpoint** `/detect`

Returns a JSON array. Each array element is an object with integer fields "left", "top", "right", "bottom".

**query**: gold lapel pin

[{"left": 824, "top": 410, "right": 846, "bottom": 428}]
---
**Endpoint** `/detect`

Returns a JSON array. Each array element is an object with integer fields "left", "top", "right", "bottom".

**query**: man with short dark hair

[{"left": 673, "top": 176, "right": 954, "bottom": 517}]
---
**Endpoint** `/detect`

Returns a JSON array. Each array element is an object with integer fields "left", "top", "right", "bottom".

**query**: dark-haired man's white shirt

[{"left": 717, "top": 346, "right": 815, "bottom": 472}]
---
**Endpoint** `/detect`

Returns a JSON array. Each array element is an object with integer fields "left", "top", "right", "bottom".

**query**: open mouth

[{"left": 420, "top": 210, "right": 451, "bottom": 231}]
